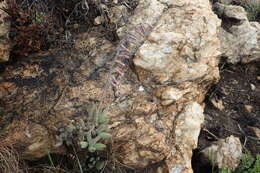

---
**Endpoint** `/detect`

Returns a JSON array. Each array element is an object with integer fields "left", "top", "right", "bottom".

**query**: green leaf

[
  {"left": 95, "top": 161, "right": 105, "bottom": 170},
  {"left": 219, "top": 168, "right": 231, "bottom": 173},
  {"left": 96, "top": 124, "right": 109, "bottom": 134},
  {"left": 97, "top": 109, "right": 108, "bottom": 125},
  {"left": 93, "top": 143, "right": 106, "bottom": 151},
  {"left": 87, "top": 132, "right": 96, "bottom": 146},
  {"left": 98, "top": 132, "right": 112, "bottom": 139},
  {"left": 80, "top": 141, "right": 88, "bottom": 149},
  {"left": 250, "top": 154, "right": 260, "bottom": 173},
  {"left": 88, "top": 146, "right": 96, "bottom": 152}
]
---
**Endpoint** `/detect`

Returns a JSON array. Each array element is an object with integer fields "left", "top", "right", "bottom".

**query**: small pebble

[
  {"left": 138, "top": 86, "right": 144, "bottom": 91},
  {"left": 244, "top": 105, "right": 253, "bottom": 113},
  {"left": 250, "top": 84, "right": 256, "bottom": 90}
]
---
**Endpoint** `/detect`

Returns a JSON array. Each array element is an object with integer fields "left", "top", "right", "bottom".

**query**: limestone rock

[
  {"left": 134, "top": 0, "right": 221, "bottom": 84},
  {"left": 0, "top": 1, "right": 11, "bottom": 62},
  {"left": 0, "top": 0, "right": 221, "bottom": 172},
  {"left": 214, "top": 2, "right": 260, "bottom": 63},
  {"left": 166, "top": 102, "right": 204, "bottom": 173},
  {"left": 201, "top": 136, "right": 242, "bottom": 170}
]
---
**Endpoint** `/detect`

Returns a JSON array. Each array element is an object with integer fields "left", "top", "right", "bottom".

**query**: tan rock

[
  {"left": 215, "top": 3, "right": 260, "bottom": 64},
  {"left": 161, "top": 87, "right": 186, "bottom": 100},
  {"left": 248, "top": 126, "right": 260, "bottom": 138},
  {"left": 166, "top": 102, "right": 204, "bottom": 172},
  {"left": 134, "top": 1, "right": 221, "bottom": 84},
  {"left": 244, "top": 105, "right": 253, "bottom": 112},
  {"left": 94, "top": 16, "right": 103, "bottom": 25},
  {"left": 211, "top": 98, "right": 225, "bottom": 111},
  {"left": 201, "top": 136, "right": 242, "bottom": 170},
  {"left": 0, "top": 0, "right": 221, "bottom": 172}
]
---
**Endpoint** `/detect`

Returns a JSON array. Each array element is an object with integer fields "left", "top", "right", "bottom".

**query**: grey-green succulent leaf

[
  {"left": 98, "top": 132, "right": 112, "bottom": 139},
  {"left": 88, "top": 146, "right": 96, "bottom": 152},
  {"left": 95, "top": 161, "right": 105, "bottom": 170},
  {"left": 93, "top": 143, "right": 106, "bottom": 151},
  {"left": 80, "top": 141, "right": 88, "bottom": 149},
  {"left": 96, "top": 124, "right": 109, "bottom": 134}
]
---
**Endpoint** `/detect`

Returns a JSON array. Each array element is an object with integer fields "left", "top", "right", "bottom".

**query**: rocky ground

[
  {"left": 193, "top": 60, "right": 260, "bottom": 173},
  {"left": 0, "top": 0, "right": 259, "bottom": 173}
]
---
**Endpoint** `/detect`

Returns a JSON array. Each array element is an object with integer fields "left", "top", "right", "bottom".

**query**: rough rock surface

[
  {"left": 201, "top": 136, "right": 242, "bottom": 170},
  {"left": 0, "top": 0, "right": 221, "bottom": 172},
  {"left": 214, "top": 2, "right": 260, "bottom": 64},
  {"left": 0, "top": 1, "right": 11, "bottom": 62}
]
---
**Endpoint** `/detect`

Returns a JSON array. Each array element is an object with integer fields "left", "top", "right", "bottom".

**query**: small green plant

[
  {"left": 79, "top": 104, "right": 111, "bottom": 172},
  {"left": 235, "top": 153, "right": 260, "bottom": 173},
  {"left": 79, "top": 104, "right": 111, "bottom": 153},
  {"left": 56, "top": 103, "right": 111, "bottom": 172},
  {"left": 219, "top": 153, "right": 260, "bottom": 173},
  {"left": 208, "top": 149, "right": 217, "bottom": 173},
  {"left": 239, "top": 0, "right": 260, "bottom": 21},
  {"left": 33, "top": 9, "right": 45, "bottom": 23},
  {"left": 220, "top": 168, "right": 232, "bottom": 173}
]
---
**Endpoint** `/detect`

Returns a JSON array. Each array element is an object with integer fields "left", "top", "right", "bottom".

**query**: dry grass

[{"left": 0, "top": 146, "right": 22, "bottom": 173}]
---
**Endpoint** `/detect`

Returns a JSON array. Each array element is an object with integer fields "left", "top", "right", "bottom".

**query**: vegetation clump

[
  {"left": 56, "top": 104, "right": 111, "bottom": 172},
  {"left": 219, "top": 153, "right": 260, "bottom": 173}
]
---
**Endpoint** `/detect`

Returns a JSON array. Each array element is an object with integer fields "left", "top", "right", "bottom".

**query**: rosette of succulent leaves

[{"left": 79, "top": 104, "right": 112, "bottom": 153}]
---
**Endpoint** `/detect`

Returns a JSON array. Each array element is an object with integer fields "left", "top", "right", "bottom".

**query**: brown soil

[{"left": 192, "top": 60, "right": 260, "bottom": 173}]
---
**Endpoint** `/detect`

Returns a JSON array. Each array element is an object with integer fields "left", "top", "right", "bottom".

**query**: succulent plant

[{"left": 79, "top": 104, "right": 111, "bottom": 152}]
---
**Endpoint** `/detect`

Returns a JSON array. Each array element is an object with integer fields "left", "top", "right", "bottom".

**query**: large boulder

[
  {"left": 214, "top": 2, "right": 260, "bottom": 64},
  {"left": 0, "top": 0, "right": 221, "bottom": 172}
]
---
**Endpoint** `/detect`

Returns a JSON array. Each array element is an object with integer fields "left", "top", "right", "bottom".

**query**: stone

[
  {"left": 214, "top": 3, "right": 260, "bottom": 64},
  {"left": 201, "top": 136, "right": 242, "bottom": 170},
  {"left": 244, "top": 105, "right": 253, "bottom": 112},
  {"left": 166, "top": 102, "right": 204, "bottom": 173},
  {"left": 161, "top": 87, "right": 186, "bottom": 101},
  {"left": 250, "top": 83, "right": 256, "bottom": 90},
  {"left": 210, "top": 98, "right": 225, "bottom": 111},
  {"left": 248, "top": 126, "right": 260, "bottom": 138},
  {"left": 0, "top": 0, "right": 221, "bottom": 172},
  {"left": 133, "top": 0, "right": 221, "bottom": 84}
]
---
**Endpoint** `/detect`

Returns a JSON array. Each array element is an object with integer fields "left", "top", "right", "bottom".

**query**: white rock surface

[
  {"left": 134, "top": 0, "right": 221, "bottom": 84},
  {"left": 167, "top": 102, "right": 204, "bottom": 173},
  {"left": 214, "top": 3, "right": 260, "bottom": 63},
  {"left": 161, "top": 87, "right": 186, "bottom": 101},
  {"left": 202, "top": 135, "right": 242, "bottom": 170}
]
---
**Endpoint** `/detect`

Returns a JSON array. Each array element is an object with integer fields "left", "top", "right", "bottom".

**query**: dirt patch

[{"left": 193, "top": 60, "right": 260, "bottom": 172}]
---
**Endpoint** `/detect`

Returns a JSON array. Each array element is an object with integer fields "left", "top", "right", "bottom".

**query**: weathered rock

[
  {"left": 134, "top": 1, "right": 221, "bottom": 84},
  {"left": 201, "top": 135, "right": 242, "bottom": 170},
  {"left": 0, "top": 1, "right": 11, "bottom": 62},
  {"left": 214, "top": 2, "right": 260, "bottom": 63},
  {"left": 166, "top": 102, "right": 204, "bottom": 173},
  {"left": 249, "top": 126, "right": 260, "bottom": 138},
  {"left": 0, "top": 0, "right": 221, "bottom": 172}
]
